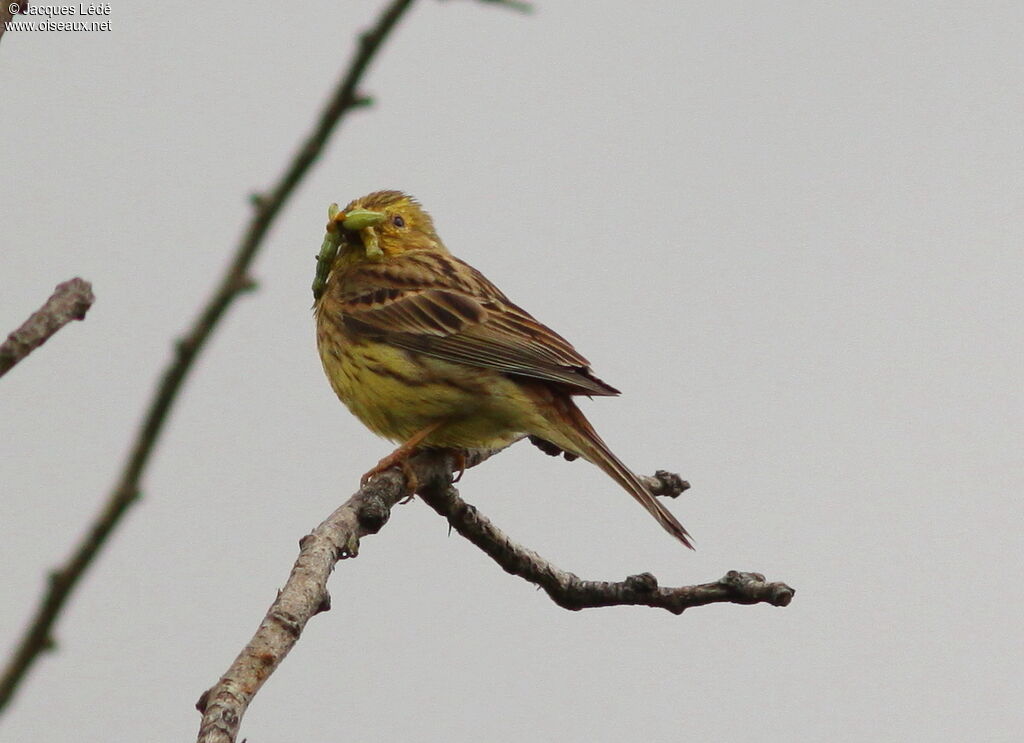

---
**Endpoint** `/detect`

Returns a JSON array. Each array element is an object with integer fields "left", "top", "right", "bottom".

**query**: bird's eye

[{"left": 392, "top": 215, "right": 405, "bottom": 228}]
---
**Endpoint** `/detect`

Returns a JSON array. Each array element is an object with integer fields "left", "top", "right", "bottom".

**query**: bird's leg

[{"left": 361, "top": 421, "right": 444, "bottom": 493}]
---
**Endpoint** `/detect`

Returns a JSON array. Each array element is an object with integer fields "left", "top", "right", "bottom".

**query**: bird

[{"left": 313, "top": 190, "right": 693, "bottom": 548}]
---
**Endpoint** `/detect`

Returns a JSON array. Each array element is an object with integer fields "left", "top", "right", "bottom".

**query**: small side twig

[
  {"left": 0, "top": 278, "right": 94, "bottom": 378},
  {"left": 472, "top": 0, "right": 533, "bottom": 12},
  {"left": 417, "top": 482, "right": 794, "bottom": 613},
  {"left": 0, "top": 0, "right": 418, "bottom": 715}
]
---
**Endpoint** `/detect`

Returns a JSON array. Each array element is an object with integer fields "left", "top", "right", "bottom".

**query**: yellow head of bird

[{"left": 330, "top": 190, "right": 443, "bottom": 263}]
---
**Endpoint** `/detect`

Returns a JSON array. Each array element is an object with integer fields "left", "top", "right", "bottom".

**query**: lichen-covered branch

[
  {"left": 0, "top": 0, "right": 417, "bottom": 715},
  {"left": 0, "top": 278, "right": 94, "bottom": 378},
  {"left": 195, "top": 446, "right": 793, "bottom": 742}
]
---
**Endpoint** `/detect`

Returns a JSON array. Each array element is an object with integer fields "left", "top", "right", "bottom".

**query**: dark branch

[
  {"left": 196, "top": 446, "right": 793, "bottom": 741},
  {"left": 417, "top": 483, "right": 793, "bottom": 613},
  {"left": 0, "top": 278, "right": 94, "bottom": 378},
  {"left": 0, "top": 0, "right": 418, "bottom": 715}
]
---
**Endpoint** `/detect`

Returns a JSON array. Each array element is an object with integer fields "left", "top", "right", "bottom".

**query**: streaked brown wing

[{"left": 335, "top": 255, "right": 619, "bottom": 397}]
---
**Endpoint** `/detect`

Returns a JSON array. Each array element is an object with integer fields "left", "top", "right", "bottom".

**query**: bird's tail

[{"left": 547, "top": 397, "right": 694, "bottom": 549}]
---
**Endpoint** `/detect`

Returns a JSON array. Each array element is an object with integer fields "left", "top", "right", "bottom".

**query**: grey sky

[{"left": 1, "top": 2, "right": 1021, "bottom": 741}]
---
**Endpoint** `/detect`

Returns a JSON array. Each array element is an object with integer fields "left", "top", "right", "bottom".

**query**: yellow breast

[{"left": 315, "top": 311, "right": 535, "bottom": 449}]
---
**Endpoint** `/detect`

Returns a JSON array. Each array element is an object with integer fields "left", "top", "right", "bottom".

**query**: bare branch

[
  {"left": 195, "top": 447, "right": 499, "bottom": 743},
  {"left": 418, "top": 483, "right": 794, "bottom": 613},
  {"left": 0, "top": 278, "right": 94, "bottom": 378},
  {"left": 0, "top": 0, "right": 418, "bottom": 714},
  {"left": 196, "top": 445, "right": 793, "bottom": 741}
]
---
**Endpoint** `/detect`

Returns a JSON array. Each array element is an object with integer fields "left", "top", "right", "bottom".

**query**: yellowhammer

[{"left": 313, "top": 190, "right": 692, "bottom": 548}]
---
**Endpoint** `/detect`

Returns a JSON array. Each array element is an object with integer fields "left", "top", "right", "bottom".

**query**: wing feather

[{"left": 334, "top": 254, "right": 619, "bottom": 396}]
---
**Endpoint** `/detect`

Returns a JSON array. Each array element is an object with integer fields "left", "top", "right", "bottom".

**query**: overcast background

[{"left": 2, "top": 2, "right": 1021, "bottom": 741}]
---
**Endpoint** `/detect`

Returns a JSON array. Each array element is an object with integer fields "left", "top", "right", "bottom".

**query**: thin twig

[
  {"left": 418, "top": 482, "right": 795, "bottom": 612},
  {"left": 196, "top": 448, "right": 793, "bottom": 742},
  {"left": 471, "top": 0, "right": 533, "bottom": 12},
  {"left": 0, "top": 278, "right": 94, "bottom": 378},
  {"left": 195, "top": 448, "right": 499, "bottom": 743},
  {"left": 0, "top": 0, "right": 418, "bottom": 714}
]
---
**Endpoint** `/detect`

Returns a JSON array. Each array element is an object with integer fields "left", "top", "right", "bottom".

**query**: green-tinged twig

[
  {"left": 0, "top": 0, "right": 418, "bottom": 715},
  {"left": 0, "top": 279, "right": 94, "bottom": 378}
]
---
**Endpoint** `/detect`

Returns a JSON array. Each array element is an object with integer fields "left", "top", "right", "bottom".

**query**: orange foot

[
  {"left": 362, "top": 451, "right": 420, "bottom": 494},
  {"left": 360, "top": 422, "right": 444, "bottom": 495}
]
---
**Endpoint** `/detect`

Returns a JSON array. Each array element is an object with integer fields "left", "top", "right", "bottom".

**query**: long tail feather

[{"left": 550, "top": 398, "right": 694, "bottom": 549}]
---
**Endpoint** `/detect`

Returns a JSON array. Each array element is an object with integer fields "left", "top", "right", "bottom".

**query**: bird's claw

[
  {"left": 450, "top": 450, "right": 467, "bottom": 483},
  {"left": 361, "top": 454, "right": 419, "bottom": 497}
]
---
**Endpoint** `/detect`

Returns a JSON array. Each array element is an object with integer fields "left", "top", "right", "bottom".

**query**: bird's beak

[{"left": 340, "top": 209, "right": 385, "bottom": 231}]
